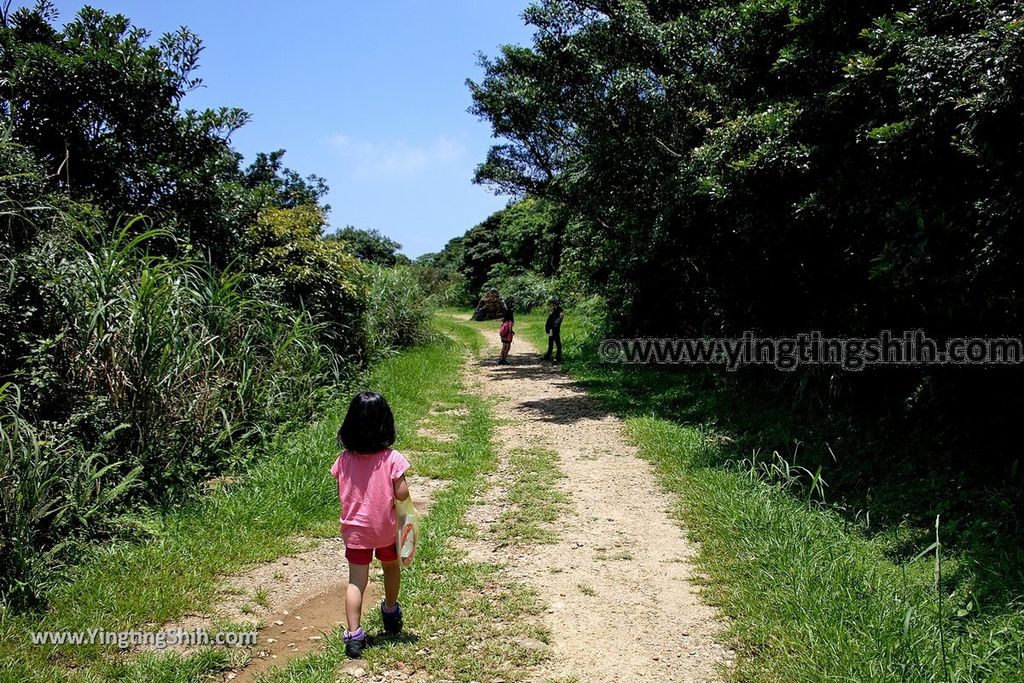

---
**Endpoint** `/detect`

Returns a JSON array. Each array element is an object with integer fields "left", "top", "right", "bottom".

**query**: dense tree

[
  {"left": 459, "top": 211, "right": 505, "bottom": 294},
  {"left": 469, "top": 0, "right": 1024, "bottom": 340},
  {"left": 241, "top": 205, "right": 367, "bottom": 355},
  {"left": 417, "top": 235, "right": 465, "bottom": 273},
  {"left": 0, "top": 1, "right": 253, "bottom": 257},
  {"left": 242, "top": 150, "right": 330, "bottom": 211},
  {"left": 327, "top": 226, "right": 406, "bottom": 266},
  {"left": 495, "top": 196, "right": 565, "bottom": 276}
]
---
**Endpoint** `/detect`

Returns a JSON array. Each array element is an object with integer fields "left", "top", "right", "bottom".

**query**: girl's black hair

[
  {"left": 502, "top": 308, "right": 515, "bottom": 322},
  {"left": 338, "top": 391, "right": 396, "bottom": 453}
]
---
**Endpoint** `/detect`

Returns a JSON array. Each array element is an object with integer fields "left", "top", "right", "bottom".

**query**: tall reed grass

[
  {"left": 361, "top": 263, "right": 436, "bottom": 359},
  {"left": 1, "top": 219, "right": 345, "bottom": 607}
]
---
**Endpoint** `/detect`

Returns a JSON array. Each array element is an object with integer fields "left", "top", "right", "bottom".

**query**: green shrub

[
  {"left": 484, "top": 265, "right": 556, "bottom": 312},
  {"left": 241, "top": 204, "right": 368, "bottom": 358},
  {"left": 0, "top": 211, "right": 355, "bottom": 604},
  {"left": 0, "top": 383, "right": 141, "bottom": 609},
  {"left": 361, "top": 263, "right": 435, "bottom": 360}
]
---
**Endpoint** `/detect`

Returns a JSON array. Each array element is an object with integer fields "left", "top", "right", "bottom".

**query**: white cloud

[{"left": 327, "top": 133, "right": 465, "bottom": 178}]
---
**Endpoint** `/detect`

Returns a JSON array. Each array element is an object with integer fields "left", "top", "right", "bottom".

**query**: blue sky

[{"left": 43, "top": 1, "right": 533, "bottom": 257}]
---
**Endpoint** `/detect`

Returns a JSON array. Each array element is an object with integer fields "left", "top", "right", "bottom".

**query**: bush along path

[{"left": 456, "top": 315, "right": 727, "bottom": 683}]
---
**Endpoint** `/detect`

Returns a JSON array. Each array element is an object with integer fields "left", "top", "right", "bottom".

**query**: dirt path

[{"left": 463, "top": 322, "right": 728, "bottom": 682}]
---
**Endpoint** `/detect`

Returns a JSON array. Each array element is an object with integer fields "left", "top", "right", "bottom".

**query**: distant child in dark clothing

[{"left": 544, "top": 302, "right": 563, "bottom": 362}]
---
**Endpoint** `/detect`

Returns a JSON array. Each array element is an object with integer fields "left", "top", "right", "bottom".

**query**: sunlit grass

[{"left": 495, "top": 447, "right": 567, "bottom": 547}]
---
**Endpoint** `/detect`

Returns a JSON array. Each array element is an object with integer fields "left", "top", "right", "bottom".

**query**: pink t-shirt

[{"left": 329, "top": 448, "right": 410, "bottom": 549}]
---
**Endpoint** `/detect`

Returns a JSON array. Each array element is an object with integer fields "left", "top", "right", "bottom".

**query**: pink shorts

[{"left": 345, "top": 544, "right": 398, "bottom": 565}]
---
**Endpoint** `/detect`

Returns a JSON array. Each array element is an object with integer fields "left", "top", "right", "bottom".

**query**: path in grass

[{"left": 461, "top": 318, "right": 728, "bottom": 682}]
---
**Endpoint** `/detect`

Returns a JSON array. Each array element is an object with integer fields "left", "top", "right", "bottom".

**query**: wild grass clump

[
  {"left": 39, "top": 221, "right": 339, "bottom": 487},
  {"left": 361, "top": 263, "right": 437, "bottom": 358},
  {"left": 0, "top": 181, "right": 439, "bottom": 608},
  {"left": 1, "top": 218, "right": 346, "bottom": 607},
  {"left": 0, "top": 383, "right": 141, "bottom": 608}
]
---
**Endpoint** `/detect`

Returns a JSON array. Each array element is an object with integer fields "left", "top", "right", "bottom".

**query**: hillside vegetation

[{"left": 0, "top": 3, "right": 431, "bottom": 608}]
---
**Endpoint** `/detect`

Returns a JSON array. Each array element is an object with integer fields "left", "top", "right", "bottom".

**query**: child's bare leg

[
  {"left": 381, "top": 559, "right": 401, "bottom": 609},
  {"left": 346, "top": 562, "right": 370, "bottom": 631}
]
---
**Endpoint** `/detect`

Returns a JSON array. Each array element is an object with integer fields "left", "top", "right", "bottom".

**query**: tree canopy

[
  {"left": 327, "top": 226, "right": 407, "bottom": 266},
  {"left": 468, "top": 0, "right": 1024, "bottom": 338}
]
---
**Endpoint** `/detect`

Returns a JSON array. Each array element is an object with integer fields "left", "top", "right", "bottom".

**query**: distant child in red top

[
  {"left": 330, "top": 391, "right": 412, "bottom": 658},
  {"left": 498, "top": 308, "right": 515, "bottom": 365}
]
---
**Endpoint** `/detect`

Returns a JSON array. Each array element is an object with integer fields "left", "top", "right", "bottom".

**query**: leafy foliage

[
  {"left": 328, "top": 226, "right": 407, "bottom": 266},
  {"left": 468, "top": 0, "right": 1024, "bottom": 452},
  {"left": 242, "top": 205, "right": 367, "bottom": 356},
  {"left": 429, "top": 195, "right": 566, "bottom": 307},
  {"left": 0, "top": 1, "right": 250, "bottom": 256},
  {"left": 469, "top": 0, "right": 1024, "bottom": 338},
  {"left": 0, "top": 5, "right": 432, "bottom": 609},
  {"left": 241, "top": 149, "right": 331, "bottom": 210},
  {"left": 459, "top": 211, "right": 505, "bottom": 295},
  {"left": 483, "top": 264, "right": 555, "bottom": 312},
  {"left": 0, "top": 382, "right": 142, "bottom": 608}
]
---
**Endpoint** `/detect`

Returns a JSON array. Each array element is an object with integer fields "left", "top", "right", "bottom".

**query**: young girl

[
  {"left": 498, "top": 308, "right": 515, "bottom": 365},
  {"left": 330, "top": 391, "right": 412, "bottom": 658}
]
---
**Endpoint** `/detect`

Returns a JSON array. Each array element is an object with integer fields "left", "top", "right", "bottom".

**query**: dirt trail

[
  {"left": 142, "top": 322, "right": 725, "bottom": 682},
  {"left": 463, "top": 322, "right": 728, "bottom": 682}
]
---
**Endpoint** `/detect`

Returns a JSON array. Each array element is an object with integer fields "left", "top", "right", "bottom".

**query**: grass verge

[{"left": 495, "top": 447, "right": 567, "bottom": 547}]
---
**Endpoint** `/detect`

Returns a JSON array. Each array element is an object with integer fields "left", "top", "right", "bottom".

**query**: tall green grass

[
  {"left": 1, "top": 127, "right": 439, "bottom": 616},
  {"left": 0, "top": 383, "right": 141, "bottom": 613},
  {"left": 1, "top": 221, "right": 343, "bottom": 608},
  {"left": 1, "top": 218, "right": 439, "bottom": 612},
  {"left": 361, "top": 263, "right": 437, "bottom": 358},
  {"left": 56, "top": 222, "right": 339, "bottom": 481}
]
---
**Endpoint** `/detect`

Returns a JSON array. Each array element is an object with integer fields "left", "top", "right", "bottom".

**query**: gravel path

[{"left": 464, "top": 322, "right": 728, "bottom": 683}]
